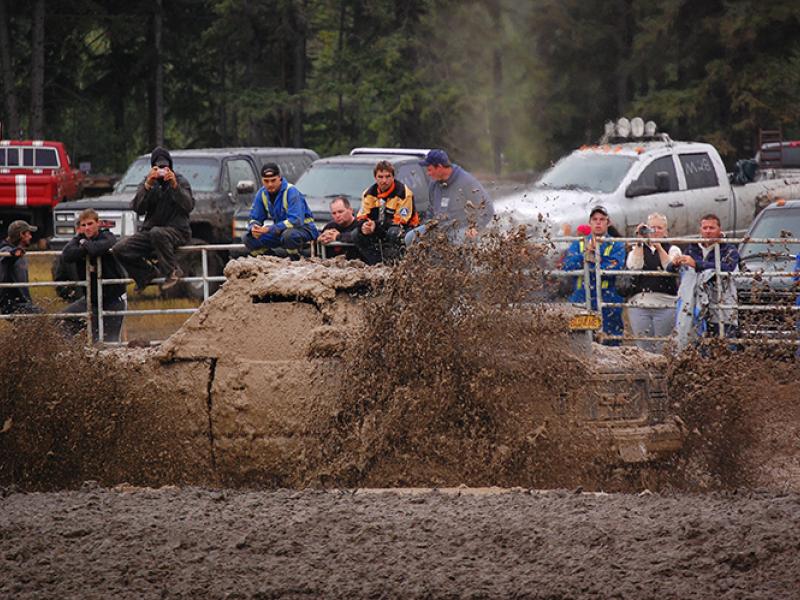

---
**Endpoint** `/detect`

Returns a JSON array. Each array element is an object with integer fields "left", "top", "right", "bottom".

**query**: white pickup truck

[{"left": 495, "top": 119, "right": 800, "bottom": 237}]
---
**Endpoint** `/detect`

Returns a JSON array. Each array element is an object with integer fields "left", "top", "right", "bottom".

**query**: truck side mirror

[
  {"left": 655, "top": 171, "right": 670, "bottom": 192},
  {"left": 236, "top": 180, "right": 255, "bottom": 194}
]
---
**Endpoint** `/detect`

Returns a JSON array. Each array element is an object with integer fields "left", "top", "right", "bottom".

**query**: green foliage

[{"left": 1, "top": 0, "right": 799, "bottom": 174}]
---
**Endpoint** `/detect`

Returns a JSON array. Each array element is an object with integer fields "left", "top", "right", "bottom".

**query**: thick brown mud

[{"left": 3, "top": 486, "right": 800, "bottom": 599}]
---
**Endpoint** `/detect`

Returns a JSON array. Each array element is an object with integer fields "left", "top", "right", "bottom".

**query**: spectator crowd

[
  {"left": 2, "top": 146, "right": 798, "bottom": 355},
  {"left": 561, "top": 205, "right": 746, "bottom": 352}
]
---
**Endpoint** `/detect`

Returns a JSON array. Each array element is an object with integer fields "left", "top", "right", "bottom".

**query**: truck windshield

[
  {"left": 116, "top": 157, "right": 221, "bottom": 193},
  {"left": 536, "top": 152, "right": 636, "bottom": 194},
  {"left": 295, "top": 163, "right": 374, "bottom": 201},
  {"left": 740, "top": 206, "right": 800, "bottom": 261}
]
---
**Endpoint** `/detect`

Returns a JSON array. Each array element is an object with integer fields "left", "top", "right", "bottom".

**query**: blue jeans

[
  {"left": 404, "top": 224, "right": 427, "bottom": 247},
  {"left": 244, "top": 226, "right": 315, "bottom": 255}
]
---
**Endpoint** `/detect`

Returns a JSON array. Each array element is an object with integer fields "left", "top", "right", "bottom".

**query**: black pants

[
  {"left": 114, "top": 227, "right": 190, "bottom": 288},
  {"left": 63, "top": 295, "right": 126, "bottom": 342},
  {"left": 0, "top": 297, "right": 42, "bottom": 315}
]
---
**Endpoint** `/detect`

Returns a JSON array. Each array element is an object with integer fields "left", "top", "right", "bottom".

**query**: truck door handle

[
  {"left": 668, "top": 202, "right": 684, "bottom": 207},
  {"left": 714, "top": 196, "right": 728, "bottom": 202}
]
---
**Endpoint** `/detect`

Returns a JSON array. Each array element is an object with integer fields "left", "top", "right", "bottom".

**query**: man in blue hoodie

[{"left": 244, "top": 163, "right": 318, "bottom": 260}]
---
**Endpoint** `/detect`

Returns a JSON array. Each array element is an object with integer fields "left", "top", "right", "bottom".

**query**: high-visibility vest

[
  {"left": 576, "top": 238, "right": 614, "bottom": 290},
  {"left": 260, "top": 182, "right": 314, "bottom": 228}
]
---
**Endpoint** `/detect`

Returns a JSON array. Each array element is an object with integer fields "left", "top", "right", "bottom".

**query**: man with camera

[
  {"left": 561, "top": 206, "right": 625, "bottom": 345},
  {"left": 113, "top": 146, "right": 195, "bottom": 291}
]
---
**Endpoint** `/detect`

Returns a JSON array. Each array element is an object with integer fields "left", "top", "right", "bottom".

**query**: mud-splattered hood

[{"left": 494, "top": 186, "right": 611, "bottom": 236}]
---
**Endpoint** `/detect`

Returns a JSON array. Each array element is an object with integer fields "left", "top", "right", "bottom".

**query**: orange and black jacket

[{"left": 357, "top": 180, "right": 419, "bottom": 232}]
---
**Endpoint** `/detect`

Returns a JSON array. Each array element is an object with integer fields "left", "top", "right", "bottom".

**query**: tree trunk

[
  {"left": 292, "top": 0, "right": 306, "bottom": 147},
  {"left": 30, "top": 0, "right": 45, "bottom": 138},
  {"left": 219, "top": 54, "right": 228, "bottom": 144},
  {"left": 616, "top": 0, "right": 633, "bottom": 116},
  {"left": 336, "top": 0, "right": 345, "bottom": 140},
  {"left": 148, "top": 0, "right": 164, "bottom": 148},
  {"left": 0, "top": 0, "right": 19, "bottom": 138},
  {"left": 486, "top": 0, "right": 505, "bottom": 175}
]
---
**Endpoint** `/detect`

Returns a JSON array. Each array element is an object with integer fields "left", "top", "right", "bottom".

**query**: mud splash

[
  {"left": 665, "top": 344, "right": 800, "bottom": 491},
  {"left": 0, "top": 321, "right": 210, "bottom": 490},
  {"left": 1, "top": 231, "right": 798, "bottom": 493},
  {"left": 300, "top": 231, "right": 615, "bottom": 489}
]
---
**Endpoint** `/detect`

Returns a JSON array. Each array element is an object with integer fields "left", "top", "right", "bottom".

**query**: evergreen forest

[{"left": 2, "top": 0, "right": 799, "bottom": 174}]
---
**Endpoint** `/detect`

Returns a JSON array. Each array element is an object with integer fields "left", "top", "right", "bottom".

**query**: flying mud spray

[{"left": 1, "top": 230, "right": 798, "bottom": 493}]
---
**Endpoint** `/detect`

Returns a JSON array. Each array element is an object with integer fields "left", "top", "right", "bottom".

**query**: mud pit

[
  {"left": 2, "top": 236, "right": 800, "bottom": 598},
  {"left": 3, "top": 486, "right": 800, "bottom": 599}
]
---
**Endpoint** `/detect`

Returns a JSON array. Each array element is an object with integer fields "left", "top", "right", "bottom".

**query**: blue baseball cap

[{"left": 419, "top": 149, "right": 451, "bottom": 167}]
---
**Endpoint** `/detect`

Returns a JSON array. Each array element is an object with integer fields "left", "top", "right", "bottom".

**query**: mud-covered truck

[
  {"left": 146, "top": 257, "right": 683, "bottom": 486},
  {"left": 495, "top": 118, "right": 800, "bottom": 237},
  {"left": 0, "top": 140, "right": 84, "bottom": 242}
]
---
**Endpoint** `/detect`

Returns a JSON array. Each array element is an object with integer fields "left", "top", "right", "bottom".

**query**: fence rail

[{"left": 2, "top": 236, "right": 799, "bottom": 348}]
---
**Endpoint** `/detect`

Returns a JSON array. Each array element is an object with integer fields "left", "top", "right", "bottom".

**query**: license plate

[{"left": 569, "top": 313, "right": 601, "bottom": 330}]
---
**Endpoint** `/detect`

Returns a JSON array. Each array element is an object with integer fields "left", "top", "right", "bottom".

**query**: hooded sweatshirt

[
  {"left": 131, "top": 147, "right": 195, "bottom": 235},
  {"left": 427, "top": 165, "right": 494, "bottom": 232}
]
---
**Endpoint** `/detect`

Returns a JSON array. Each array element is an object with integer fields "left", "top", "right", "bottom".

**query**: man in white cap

[{"left": 0, "top": 220, "right": 41, "bottom": 314}]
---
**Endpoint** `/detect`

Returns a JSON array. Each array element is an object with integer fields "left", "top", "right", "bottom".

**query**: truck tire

[{"left": 161, "top": 238, "right": 224, "bottom": 301}]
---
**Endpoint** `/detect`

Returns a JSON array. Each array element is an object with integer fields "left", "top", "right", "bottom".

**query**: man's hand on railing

[
  {"left": 318, "top": 229, "right": 339, "bottom": 244},
  {"left": 672, "top": 255, "right": 696, "bottom": 269}
]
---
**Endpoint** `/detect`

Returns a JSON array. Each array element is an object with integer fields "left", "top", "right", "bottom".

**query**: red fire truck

[{"left": 0, "top": 140, "right": 84, "bottom": 243}]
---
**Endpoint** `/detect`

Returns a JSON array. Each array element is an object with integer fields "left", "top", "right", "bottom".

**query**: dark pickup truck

[{"left": 51, "top": 147, "right": 317, "bottom": 297}]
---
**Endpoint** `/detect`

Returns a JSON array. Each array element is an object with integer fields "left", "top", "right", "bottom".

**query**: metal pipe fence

[
  {"left": 0, "top": 245, "right": 239, "bottom": 345},
  {"left": 2, "top": 236, "right": 798, "bottom": 348},
  {"left": 545, "top": 234, "right": 800, "bottom": 346}
]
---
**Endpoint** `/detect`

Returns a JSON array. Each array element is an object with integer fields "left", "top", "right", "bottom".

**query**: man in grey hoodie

[{"left": 406, "top": 149, "right": 494, "bottom": 245}]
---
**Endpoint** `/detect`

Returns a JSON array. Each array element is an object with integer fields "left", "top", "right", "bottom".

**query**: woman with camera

[{"left": 625, "top": 212, "right": 682, "bottom": 353}]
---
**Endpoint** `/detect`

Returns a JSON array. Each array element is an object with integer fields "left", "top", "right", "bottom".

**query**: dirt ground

[{"left": 2, "top": 486, "right": 800, "bottom": 599}]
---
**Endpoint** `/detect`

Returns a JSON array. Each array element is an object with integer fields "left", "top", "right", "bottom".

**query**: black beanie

[{"left": 150, "top": 146, "right": 173, "bottom": 169}]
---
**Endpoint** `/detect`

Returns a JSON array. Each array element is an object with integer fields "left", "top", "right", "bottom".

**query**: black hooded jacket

[
  {"left": 131, "top": 147, "right": 195, "bottom": 235},
  {"left": 0, "top": 238, "right": 32, "bottom": 311},
  {"left": 61, "top": 229, "right": 127, "bottom": 301}
]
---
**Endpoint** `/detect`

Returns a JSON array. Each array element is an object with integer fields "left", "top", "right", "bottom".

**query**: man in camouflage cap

[{"left": 0, "top": 220, "right": 41, "bottom": 314}]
